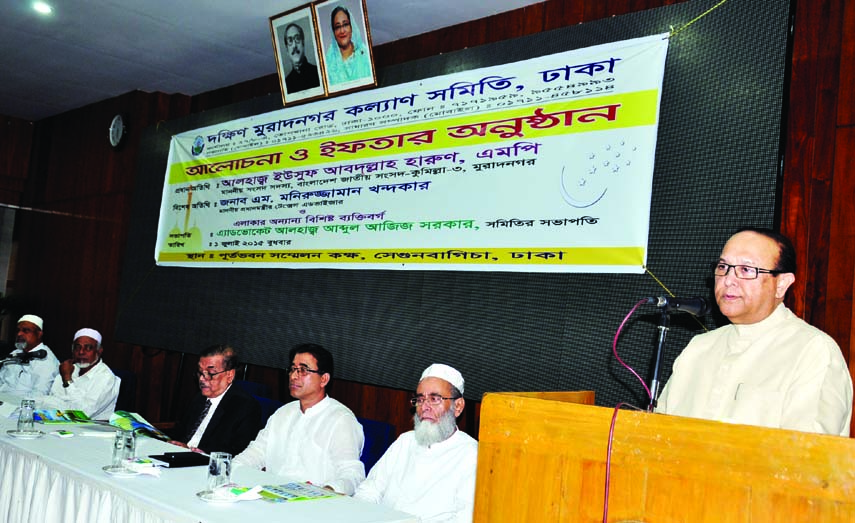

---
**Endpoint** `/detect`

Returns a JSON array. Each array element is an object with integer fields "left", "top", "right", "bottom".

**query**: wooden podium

[{"left": 474, "top": 392, "right": 855, "bottom": 522}]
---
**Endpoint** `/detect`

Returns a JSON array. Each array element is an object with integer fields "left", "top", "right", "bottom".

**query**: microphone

[
  {"left": 17, "top": 349, "right": 48, "bottom": 363},
  {"left": 645, "top": 296, "right": 710, "bottom": 316}
]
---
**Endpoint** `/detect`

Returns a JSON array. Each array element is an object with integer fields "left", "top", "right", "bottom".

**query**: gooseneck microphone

[{"left": 644, "top": 296, "right": 711, "bottom": 316}]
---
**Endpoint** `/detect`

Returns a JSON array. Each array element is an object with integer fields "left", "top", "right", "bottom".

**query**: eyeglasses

[
  {"left": 410, "top": 393, "right": 459, "bottom": 407},
  {"left": 195, "top": 369, "right": 229, "bottom": 381},
  {"left": 712, "top": 262, "right": 781, "bottom": 280},
  {"left": 333, "top": 21, "right": 351, "bottom": 31},
  {"left": 285, "top": 34, "right": 303, "bottom": 45},
  {"left": 289, "top": 365, "right": 321, "bottom": 377}
]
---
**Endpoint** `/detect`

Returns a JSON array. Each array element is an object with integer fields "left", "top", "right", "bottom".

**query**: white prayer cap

[
  {"left": 73, "top": 328, "right": 102, "bottom": 345},
  {"left": 420, "top": 363, "right": 464, "bottom": 394},
  {"left": 17, "top": 314, "right": 44, "bottom": 330}
]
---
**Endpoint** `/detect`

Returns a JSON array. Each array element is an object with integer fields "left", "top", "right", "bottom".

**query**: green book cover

[{"left": 33, "top": 409, "right": 91, "bottom": 423}]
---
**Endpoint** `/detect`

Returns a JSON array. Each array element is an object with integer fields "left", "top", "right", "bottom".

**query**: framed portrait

[
  {"left": 270, "top": 5, "right": 326, "bottom": 105},
  {"left": 314, "top": 0, "right": 377, "bottom": 95}
]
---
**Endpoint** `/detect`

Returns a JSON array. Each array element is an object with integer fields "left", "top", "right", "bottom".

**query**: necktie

[{"left": 187, "top": 399, "right": 211, "bottom": 441}]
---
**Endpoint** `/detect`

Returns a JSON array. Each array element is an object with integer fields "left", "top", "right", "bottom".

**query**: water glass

[
  {"left": 123, "top": 430, "right": 136, "bottom": 459},
  {"left": 17, "top": 399, "right": 35, "bottom": 433},
  {"left": 112, "top": 430, "right": 127, "bottom": 468},
  {"left": 207, "top": 452, "right": 232, "bottom": 491}
]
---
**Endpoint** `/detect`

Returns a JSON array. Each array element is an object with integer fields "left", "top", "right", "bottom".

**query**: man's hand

[
  {"left": 168, "top": 440, "right": 189, "bottom": 449},
  {"left": 59, "top": 359, "right": 75, "bottom": 383}
]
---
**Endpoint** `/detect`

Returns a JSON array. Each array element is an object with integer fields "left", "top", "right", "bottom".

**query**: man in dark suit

[{"left": 169, "top": 345, "right": 262, "bottom": 456}]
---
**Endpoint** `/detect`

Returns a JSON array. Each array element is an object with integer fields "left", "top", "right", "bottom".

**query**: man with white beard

[
  {"left": 354, "top": 364, "right": 478, "bottom": 523},
  {"left": 36, "top": 328, "right": 121, "bottom": 420}
]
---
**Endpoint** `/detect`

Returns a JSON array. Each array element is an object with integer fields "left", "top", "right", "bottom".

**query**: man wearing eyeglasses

[
  {"left": 170, "top": 345, "right": 261, "bottom": 455},
  {"left": 283, "top": 22, "right": 320, "bottom": 94},
  {"left": 354, "top": 363, "right": 478, "bottom": 522},
  {"left": 657, "top": 228, "right": 853, "bottom": 436},
  {"left": 234, "top": 343, "right": 365, "bottom": 495}
]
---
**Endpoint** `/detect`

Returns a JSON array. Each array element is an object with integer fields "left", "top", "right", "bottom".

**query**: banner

[{"left": 156, "top": 33, "right": 669, "bottom": 272}]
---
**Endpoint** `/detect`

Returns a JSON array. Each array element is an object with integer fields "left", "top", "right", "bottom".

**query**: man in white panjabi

[
  {"left": 0, "top": 314, "right": 60, "bottom": 396},
  {"left": 657, "top": 228, "right": 853, "bottom": 436},
  {"left": 354, "top": 363, "right": 478, "bottom": 523},
  {"left": 37, "top": 328, "right": 121, "bottom": 420}
]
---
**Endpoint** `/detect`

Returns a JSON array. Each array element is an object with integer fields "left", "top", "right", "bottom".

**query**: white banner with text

[{"left": 156, "top": 33, "right": 669, "bottom": 272}]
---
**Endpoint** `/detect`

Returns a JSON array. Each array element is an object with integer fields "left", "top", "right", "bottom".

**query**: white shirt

[
  {"left": 657, "top": 304, "right": 853, "bottom": 436},
  {"left": 0, "top": 343, "right": 59, "bottom": 397},
  {"left": 187, "top": 385, "right": 229, "bottom": 448},
  {"left": 354, "top": 429, "right": 479, "bottom": 523},
  {"left": 38, "top": 360, "right": 121, "bottom": 420},
  {"left": 234, "top": 396, "right": 365, "bottom": 495}
]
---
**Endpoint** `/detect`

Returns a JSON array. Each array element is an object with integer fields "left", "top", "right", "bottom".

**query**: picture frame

[
  {"left": 314, "top": 0, "right": 377, "bottom": 95},
  {"left": 270, "top": 5, "right": 326, "bottom": 106}
]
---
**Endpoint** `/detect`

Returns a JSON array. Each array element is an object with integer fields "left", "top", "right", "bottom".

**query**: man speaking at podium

[
  {"left": 0, "top": 314, "right": 59, "bottom": 396},
  {"left": 657, "top": 228, "right": 853, "bottom": 436}
]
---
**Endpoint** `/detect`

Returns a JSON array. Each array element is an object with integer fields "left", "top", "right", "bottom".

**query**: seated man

[
  {"left": 36, "top": 328, "right": 120, "bottom": 420},
  {"left": 0, "top": 314, "right": 60, "bottom": 396},
  {"left": 354, "top": 364, "right": 479, "bottom": 523},
  {"left": 234, "top": 344, "right": 364, "bottom": 494},
  {"left": 170, "top": 344, "right": 262, "bottom": 455},
  {"left": 657, "top": 228, "right": 853, "bottom": 435}
]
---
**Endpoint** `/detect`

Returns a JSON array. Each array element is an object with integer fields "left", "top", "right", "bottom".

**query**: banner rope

[{"left": 669, "top": 0, "right": 732, "bottom": 39}]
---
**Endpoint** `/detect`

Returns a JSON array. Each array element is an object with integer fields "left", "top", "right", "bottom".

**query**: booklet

[
  {"left": 259, "top": 482, "right": 338, "bottom": 502},
  {"left": 34, "top": 409, "right": 92, "bottom": 423},
  {"left": 109, "top": 410, "right": 171, "bottom": 441}
]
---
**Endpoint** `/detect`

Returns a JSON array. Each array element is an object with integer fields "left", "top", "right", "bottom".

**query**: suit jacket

[{"left": 175, "top": 384, "right": 262, "bottom": 456}]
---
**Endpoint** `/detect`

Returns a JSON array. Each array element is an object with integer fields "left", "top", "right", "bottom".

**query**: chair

[
  {"left": 113, "top": 369, "right": 137, "bottom": 413},
  {"left": 234, "top": 380, "right": 282, "bottom": 425},
  {"left": 234, "top": 379, "right": 272, "bottom": 399},
  {"left": 357, "top": 417, "right": 396, "bottom": 474},
  {"left": 253, "top": 395, "right": 284, "bottom": 426}
]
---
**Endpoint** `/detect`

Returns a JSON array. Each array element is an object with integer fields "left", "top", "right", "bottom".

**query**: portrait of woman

[{"left": 315, "top": 0, "right": 376, "bottom": 93}]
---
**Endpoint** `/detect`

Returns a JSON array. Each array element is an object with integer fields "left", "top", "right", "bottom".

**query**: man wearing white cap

[
  {"left": 354, "top": 363, "right": 479, "bottom": 523},
  {"left": 0, "top": 314, "right": 60, "bottom": 396},
  {"left": 36, "top": 328, "right": 121, "bottom": 420}
]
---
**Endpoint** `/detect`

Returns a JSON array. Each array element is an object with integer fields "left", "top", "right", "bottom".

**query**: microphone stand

[{"left": 647, "top": 308, "right": 670, "bottom": 412}]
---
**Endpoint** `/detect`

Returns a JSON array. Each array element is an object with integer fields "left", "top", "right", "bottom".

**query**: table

[{"left": 0, "top": 395, "right": 416, "bottom": 523}]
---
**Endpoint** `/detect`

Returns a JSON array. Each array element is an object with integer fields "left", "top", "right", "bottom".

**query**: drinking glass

[
  {"left": 206, "top": 452, "right": 232, "bottom": 491},
  {"left": 17, "top": 399, "right": 35, "bottom": 433}
]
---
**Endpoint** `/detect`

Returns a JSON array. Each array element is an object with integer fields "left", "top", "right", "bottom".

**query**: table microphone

[
  {"left": 644, "top": 296, "right": 710, "bottom": 316},
  {"left": 17, "top": 349, "right": 48, "bottom": 363}
]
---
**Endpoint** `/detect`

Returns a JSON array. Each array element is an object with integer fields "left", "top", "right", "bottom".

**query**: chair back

[
  {"left": 113, "top": 369, "right": 137, "bottom": 413},
  {"left": 357, "top": 417, "right": 396, "bottom": 474}
]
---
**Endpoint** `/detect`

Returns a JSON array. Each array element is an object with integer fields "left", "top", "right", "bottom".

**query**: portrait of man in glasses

[
  {"left": 170, "top": 344, "right": 261, "bottom": 455},
  {"left": 234, "top": 343, "right": 365, "bottom": 495},
  {"left": 355, "top": 363, "right": 478, "bottom": 522},
  {"left": 282, "top": 19, "right": 321, "bottom": 94},
  {"left": 657, "top": 227, "right": 852, "bottom": 436}
]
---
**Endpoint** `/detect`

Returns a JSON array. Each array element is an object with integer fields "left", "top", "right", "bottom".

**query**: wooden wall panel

[
  {"left": 0, "top": 116, "right": 33, "bottom": 205},
  {"left": 781, "top": 0, "right": 854, "bottom": 378}
]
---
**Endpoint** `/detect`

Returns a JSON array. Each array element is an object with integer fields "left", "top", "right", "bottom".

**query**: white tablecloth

[{"left": 0, "top": 395, "right": 416, "bottom": 523}]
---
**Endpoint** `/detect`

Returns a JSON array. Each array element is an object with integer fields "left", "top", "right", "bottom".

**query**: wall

[{"left": 1, "top": 0, "right": 853, "bottom": 438}]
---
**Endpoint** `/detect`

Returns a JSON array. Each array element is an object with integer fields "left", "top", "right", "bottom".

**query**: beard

[
  {"left": 413, "top": 408, "right": 457, "bottom": 447},
  {"left": 77, "top": 358, "right": 98, "bottom": 370}
]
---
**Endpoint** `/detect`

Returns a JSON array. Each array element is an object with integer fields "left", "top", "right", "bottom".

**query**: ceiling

[{"left": 0, "top": 0, "right": 545, "bottom": 122}]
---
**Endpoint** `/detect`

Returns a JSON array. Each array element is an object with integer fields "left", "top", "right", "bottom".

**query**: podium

[{"left": 474, "top": 392, "right": 855, "bottom": 522}]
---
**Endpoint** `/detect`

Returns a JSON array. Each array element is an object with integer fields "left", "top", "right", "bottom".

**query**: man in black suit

[{"left": 169, "top": 345, "right": 262, "bottom": 456}]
